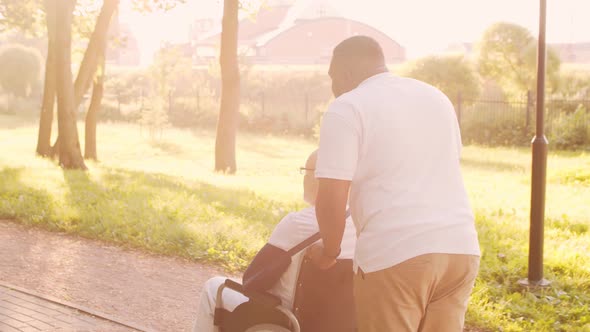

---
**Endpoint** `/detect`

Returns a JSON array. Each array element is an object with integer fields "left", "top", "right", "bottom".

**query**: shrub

[
  {"left": 0, "top": 44, "right": 43, "bottom": 98},
  {"left": 550, "top": 105, "right": 589, "bottom": 150},
  {"left": 401, "top": 55, "right": 481, "bottom": 104},
  {"left": 139, "top": 97, "right": 170, "bottom": 140},
  {"left": 460, "top": 98, "right": 533, "bottom": 146},
  {"left": 461, "top": 115, "right": 533, "bottom": 146}
]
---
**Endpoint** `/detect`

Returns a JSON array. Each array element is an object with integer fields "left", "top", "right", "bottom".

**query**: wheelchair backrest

[{"left": 292, "top": 257, "right": 356, "bottom": 331}]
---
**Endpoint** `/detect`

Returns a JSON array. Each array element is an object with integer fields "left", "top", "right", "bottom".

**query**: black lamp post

[{"left": 519, "top": 0, "right": 551, "bottom": 288}]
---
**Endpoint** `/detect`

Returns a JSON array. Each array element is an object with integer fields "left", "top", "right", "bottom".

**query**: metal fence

[
  {"left": 457, "top": 93, "right": 590, "bottom": 132},
  {"left": 98, "top": 89, "right": 590, "bottom": 146}
]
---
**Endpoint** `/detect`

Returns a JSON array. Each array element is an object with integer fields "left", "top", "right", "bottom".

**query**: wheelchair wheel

[{"left": 244, "top": 323, "right": 293, "bottom": 332}]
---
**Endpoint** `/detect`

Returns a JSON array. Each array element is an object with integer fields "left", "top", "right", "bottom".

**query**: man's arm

[
  {"left": 311, "top": 100, "right": 359, "bottom": 269},
  {"left": 310, "top": 178, "right": 351, "bottom": 269}
]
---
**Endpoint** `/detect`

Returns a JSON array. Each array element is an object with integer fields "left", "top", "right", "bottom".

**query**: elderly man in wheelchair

[{"left": 192, "top": 150, "right": 357, "bottom": 332}]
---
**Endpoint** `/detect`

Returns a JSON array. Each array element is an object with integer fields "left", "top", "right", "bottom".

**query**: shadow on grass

[
  {"left": 0, "top": 167, "right": 61, "bottom": 278},
  {"left": 59, "top": 167, "right": 300, "bottom": 270},
  {"left": 0, "top": 167, "right": 57, "bottom": 224}
]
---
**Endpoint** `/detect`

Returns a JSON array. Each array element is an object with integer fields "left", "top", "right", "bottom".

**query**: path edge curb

[{"left": 0, "top": 280, "right": 155, "bottom": 332}]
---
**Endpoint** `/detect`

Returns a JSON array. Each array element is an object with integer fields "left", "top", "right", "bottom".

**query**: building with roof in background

[{"left": 190, "top": 0, "right": 405, "bottom": 65}]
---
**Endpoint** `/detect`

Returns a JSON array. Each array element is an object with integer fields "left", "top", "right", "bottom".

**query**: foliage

[
  {"left": 0, "top": 43, "right": 43, "bottom": 97},
  {"left": 401, "top": 55, "right": 481, "bottom": 104},
  {"left": 550, "top": 105, "right": 589, "bottom": 150},
  {"left": 0, "top": 0, "right": 45, "bottom": 36},
  {"left": 139, "top": 97, "right": 170, "bottom": 140},
  {"left": 102, "top": 67, "right": 332, "bottom": 136},
  {"left": 0, "top": 0, "right": 186, "bottom": 34},
  {"left": 0, "top": 0, "right": 107, "bottom": 39},
  {"left": 461, "top": 112, "right": 533, "bottom": 147},
  {"left": 458, "top": 96, "right": 590, "bottom": 149},
  {"left": 477, "top": 22, "right": 561, "bottom": 98},
  {"left": 553, "top": 71, "right": 590, "bottom": 100},
  {"left": 151, "top": 45, "right": 193, "bottom": 96},
  {"left": 1, "top": 121, "right": 589, "bottom": 331},
  {"left": 239, "top": 69, "right": 330, "bottom": 135},
  {"left": 131, "top": 0, "right": 186, "bottom": 12}
]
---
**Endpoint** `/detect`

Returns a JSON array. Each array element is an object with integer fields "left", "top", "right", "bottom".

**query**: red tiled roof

[{"left": 200, "top": 5, "right": 290, "bottom": 45}]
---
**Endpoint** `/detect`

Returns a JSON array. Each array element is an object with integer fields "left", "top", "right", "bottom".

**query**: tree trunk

[
  {"left": 55, "top": 0, "right": 86, "bottom": 170},
  {"left": 48, "top": 0, "right": 118, "bottom": 159},
  {"left": 35, "top": 0, "right": 57, "bottom": 157},
  {"left": 84, "top": 45, "right": 106, "bottom": 160},
  {"left": 74, "top": 0, "right": 118, "bottom": 108},
  {"left": 214, "top": 0, "right": 240, "bottom": 174}
]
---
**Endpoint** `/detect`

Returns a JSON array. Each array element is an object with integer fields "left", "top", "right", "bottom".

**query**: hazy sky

[{"left": 120, "top": 0, "right": 590, "bottom": 65}]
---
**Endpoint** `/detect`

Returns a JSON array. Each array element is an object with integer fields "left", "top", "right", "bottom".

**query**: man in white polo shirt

[{"left": 308, "top": 36, "right": 480, "bottom": 332}]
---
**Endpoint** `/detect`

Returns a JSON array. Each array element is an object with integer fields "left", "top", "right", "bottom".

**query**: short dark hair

[{"left": 332, "top": 36, "right": 385, "bottom": 64}]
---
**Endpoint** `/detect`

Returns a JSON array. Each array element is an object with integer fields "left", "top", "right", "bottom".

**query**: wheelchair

[{"left": 213, "top": 257, "right": 356, "bottom": 332}]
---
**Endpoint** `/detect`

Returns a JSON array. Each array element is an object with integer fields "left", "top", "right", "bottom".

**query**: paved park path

[
  {"left": 0, "top": 220, "right": 228, "bottom": 332},
  {"left": 0, "top": 219, "right": 486, "bottom": 332}
]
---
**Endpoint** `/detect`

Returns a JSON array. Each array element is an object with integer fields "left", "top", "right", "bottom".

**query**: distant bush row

[
  {"left": 460, "top": 101, "right": 590, "bottom": 150},
  {"left": 2, "top": 41, "right": 588, "bottom": 149}
]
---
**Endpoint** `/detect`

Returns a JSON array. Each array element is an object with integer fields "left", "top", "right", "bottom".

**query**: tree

[
  {"left": 401, "top": 55, "right": 481, "bottom": 105},
  {"left": 54, "top": 0, "right": 86, "bottom": 169},
  {"left": 84, "top": 34, "right": 107, "bottom": 160},
  {"left": 78, "top": 0, "right": 118, "bottom": 160},
  {"left": 36, "top": 0, "right": 56, "bottom": 157},
  {"left": 37, "top": 0, "right": 118, "bottom": 160},
  {"left": 477, "top": 22, "right": 560, "bottom": 98},
  {"left": 3, "top": 0, "right": 184, "bottom": 163},
  {"left": 214, "top": 0, "right": 240, "bottom": 173},
  {"left": 0, "top": 44, "right": 43, "bottom": 97}
]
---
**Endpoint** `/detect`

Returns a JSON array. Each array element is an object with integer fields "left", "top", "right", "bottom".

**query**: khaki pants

[{"left": 354, "top": 253, "right": 479, "bottom": 332}]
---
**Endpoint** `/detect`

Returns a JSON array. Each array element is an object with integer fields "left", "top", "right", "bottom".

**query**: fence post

[
  {"left": 456, "top": 93, "right": 462, "bottom": 128},
  {"left": 526, "top": 90, "right": 532, "bottom": 131}
]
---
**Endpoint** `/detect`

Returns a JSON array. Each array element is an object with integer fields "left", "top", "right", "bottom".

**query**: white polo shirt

[
  {"left": 268, "top": 206, "right": 356, "bottom": 308},
  {"left": 316, "top": 72, "right": 480, "bottom": 273}
]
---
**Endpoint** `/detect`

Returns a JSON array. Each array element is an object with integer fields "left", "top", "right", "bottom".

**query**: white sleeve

[
  {"left": 315, "top": 100, "right": 360, "bottom": 181},
  {"left": 268, "top": 210, "right": 318, "bottom": 251}
]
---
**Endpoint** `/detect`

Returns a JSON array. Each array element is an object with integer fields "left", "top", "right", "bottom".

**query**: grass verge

[{"left": 0, "top": 119, "right": 589, "bottom": 331}]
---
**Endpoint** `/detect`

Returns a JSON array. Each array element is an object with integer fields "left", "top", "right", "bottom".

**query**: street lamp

[{"left": 518, "top": 0, "right": 551, "bottom": 288}]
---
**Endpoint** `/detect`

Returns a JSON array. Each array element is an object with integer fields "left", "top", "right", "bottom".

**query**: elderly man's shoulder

[
  {"left": 269, "top": 206, "right": 318, "bottom": 249},
  {"left": 277, "top": 206, "right": 317, "bottom": 228}
]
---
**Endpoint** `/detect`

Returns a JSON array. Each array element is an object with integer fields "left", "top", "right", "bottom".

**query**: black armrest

[{"left": 224, "top": 279, "right": 282, "bottom": 308}]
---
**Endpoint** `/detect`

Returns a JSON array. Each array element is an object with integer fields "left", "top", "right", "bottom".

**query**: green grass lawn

[{"left": 1, "top": 114, "right": 589, "bottom": 331}]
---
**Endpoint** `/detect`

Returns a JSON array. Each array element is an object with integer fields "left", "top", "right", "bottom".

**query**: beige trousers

[{"left": 354, "top": 253, "right": 480, "bottom": 332}]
